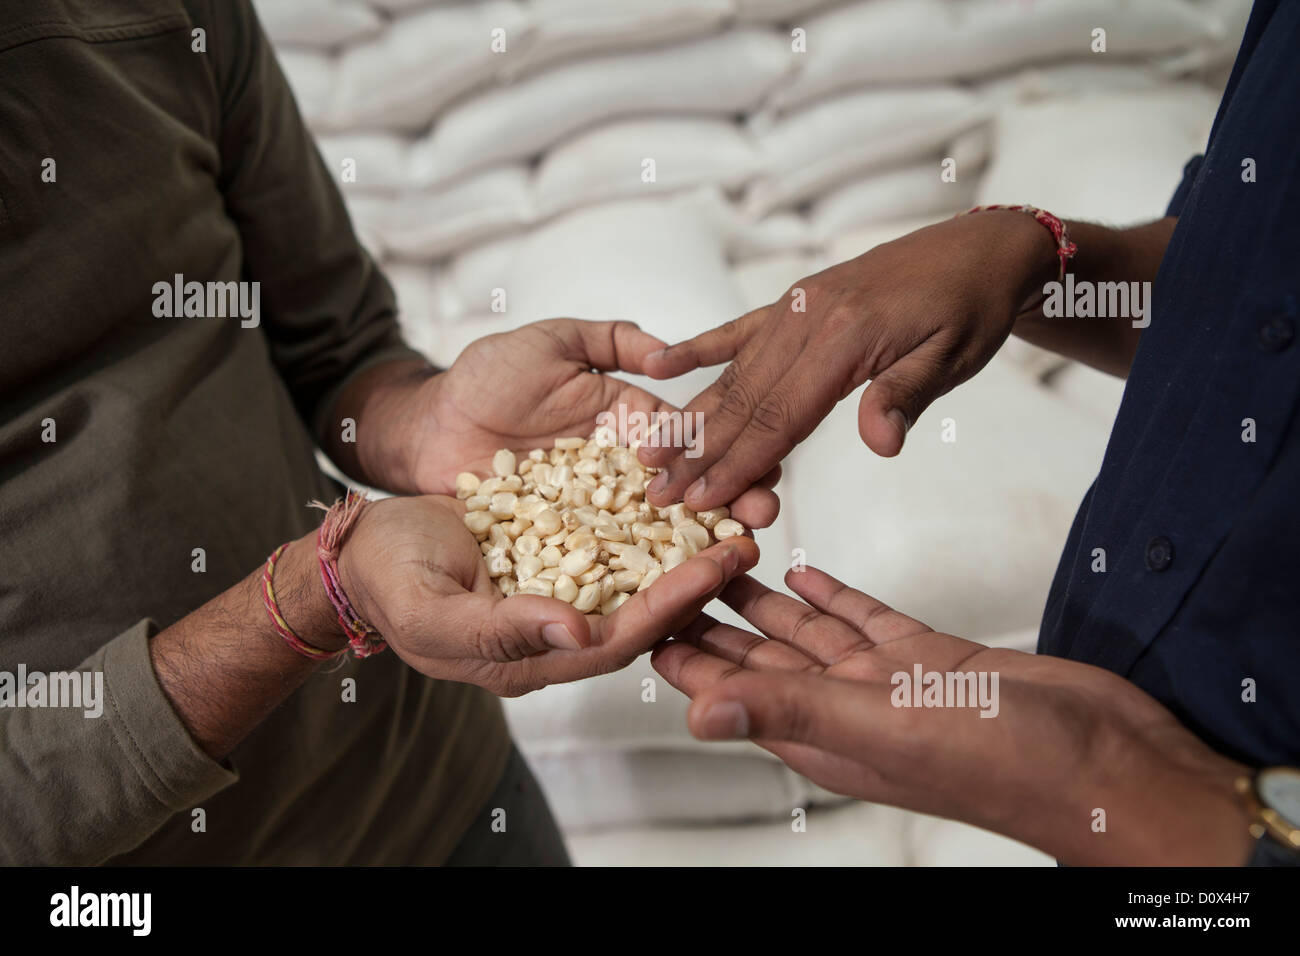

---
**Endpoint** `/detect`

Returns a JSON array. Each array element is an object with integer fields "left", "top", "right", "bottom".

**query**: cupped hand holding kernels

[
  {"left": 334, "top": 492, "right": 758, "bottom": 697},
  {"left": 459, "top": 427, "right": 750, "bottom": 615},
  {"left": 406, "top": 319, "right": 781, "bottom": 532}
]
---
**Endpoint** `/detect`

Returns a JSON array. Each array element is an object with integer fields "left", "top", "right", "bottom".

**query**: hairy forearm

[
  {"left": 321, "top": 358, "right": 439, "bottom": 494},
  {"left": 159, "top": 357, "right": 440, "bottom": 760},
  {"left": 1011, "top": 217, "right": 1177, "bottom": 378},
  {"left": 149, "top": 535, "right": 346, "bottom": 760}
]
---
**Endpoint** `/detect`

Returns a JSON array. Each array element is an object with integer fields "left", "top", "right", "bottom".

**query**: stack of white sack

[
  {"left": 250, "top": 0, "right": 1244, "bottom": 307},
  {"left": 253, "top": 0, "right": 1249, "bottom": 861}
]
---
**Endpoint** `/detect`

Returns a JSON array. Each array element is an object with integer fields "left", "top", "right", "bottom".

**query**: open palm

[
  {"left": 417, "top": 319, "right": 780, "bottom": 528},
  {"left": 652, "top": 566, "right": 1248, "bottom": 864}
]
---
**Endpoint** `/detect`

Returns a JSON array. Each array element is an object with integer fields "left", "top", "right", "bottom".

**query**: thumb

[
  {"left": 856, "top": 340, "right": 950, "bottom": 457},
  {"left": 447, "top": 592, "right": 593, "bottom": 661},
  {"left": 642, "top": 305, "right": 768, "bottom": 380},
  {"left": 686, "top": 670, "right": 886, "bottom": 752}
]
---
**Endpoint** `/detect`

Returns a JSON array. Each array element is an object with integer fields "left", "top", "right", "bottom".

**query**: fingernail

[
  {"left": 647, "top": 348, "right": 667, "bottom": 363},
  {"left": 647, "top": 472, "right": 668, "bottom": 496},
  {"left": 721, "top": 543, "right": 742, "bottom": 576},
  {"left": 699, "top": 700, "right": 749, "bottom": 740},
  {"left": 886, "top": 408, "right": 909, "bottom": 439},
  {"left": 685, "top": 476, "right": 707, "bottom": 503},
  {"left": 542, "top": 623, "right": 581, "bottom": 651}
]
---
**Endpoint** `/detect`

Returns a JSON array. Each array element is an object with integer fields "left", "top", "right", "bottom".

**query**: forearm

[
  {"left": 150, "top": 534, "right": 347, "bottom": 760},
  {"left": 319, "top": 358, "right": 438, "bottom": 494},
  {"left": 1011, "top": 217, "right": 1177, "bottom": 378},
  {"left": 0, "top": 536, "right": 348, "bottom": 863}
]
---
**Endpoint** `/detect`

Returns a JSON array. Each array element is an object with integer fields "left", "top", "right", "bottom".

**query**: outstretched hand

[
  {"left": 635, "top": 213, "right": 1059, "bottom": 511},
  {"left": 652, "top": 566, "right": 1253, "bottom": 865}
]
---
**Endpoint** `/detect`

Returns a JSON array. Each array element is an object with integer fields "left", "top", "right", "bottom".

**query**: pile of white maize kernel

[{"left": 457, "top": 427, "right": 745, "bottom": 615}]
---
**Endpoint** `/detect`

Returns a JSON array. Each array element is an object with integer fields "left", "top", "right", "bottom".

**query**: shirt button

[
  {"left": 1256, "top": 314, "right": 1295, "bottom": 352},
  {"left": 1145, "top": 536, "right": 1174, "bottom": 571}
]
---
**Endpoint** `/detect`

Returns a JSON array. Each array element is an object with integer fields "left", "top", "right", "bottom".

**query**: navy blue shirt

[{"left": 1039, "top": 0, "right": 1299, "bottom": 768}]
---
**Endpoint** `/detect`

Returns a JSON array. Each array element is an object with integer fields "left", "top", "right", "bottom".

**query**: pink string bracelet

[
  {"left": 261, "top": 544, "right": 348, "bottom": 662},
  {"left": 956, "top": 204, "right": 1078, "bottom": 281},
  {"left": 311, "top": 489, "right": 386, "bottom": 659}
]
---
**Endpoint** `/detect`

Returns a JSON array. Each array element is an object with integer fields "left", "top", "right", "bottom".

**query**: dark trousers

[{"left": 444, "top": 746, "right": 571, "bottom": 866}]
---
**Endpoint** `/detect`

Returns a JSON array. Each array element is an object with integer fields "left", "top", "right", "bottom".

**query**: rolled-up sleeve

[
  {"left": 197, "top": 0, "right": 423, "bottom": 444},
  {"left": 0, "top": 620, "right": 237, "bottom": 865}
]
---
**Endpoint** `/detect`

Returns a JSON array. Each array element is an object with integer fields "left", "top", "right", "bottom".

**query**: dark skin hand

[
  {"left": 652, "top": 567, "right": 1254, "bottom": 866},
  {"left": 636, "top": 212, "right": 1176, "bottom": 512}
]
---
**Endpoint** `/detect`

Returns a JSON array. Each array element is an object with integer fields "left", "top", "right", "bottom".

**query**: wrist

[
  {"left": 1107, "top": 766, "right": 1254, "bottom": 866},
  {"left": 404, "top": 369, "right": 449, "bottom": 495},
  {"left": 334, "top": 502, "right": 385, "bottom": 640},
  {"left": 272, "top": 535, "right": 351, "bottom": 654},
  {"left": 983, "top": 209, "right": 1068, "bottom": 313},
  {"left": 331, "top": 359, "right": 438, "bottom": 494},
  {"left": 1048, "top": 730, "right": 1255, "bottom": 866},
  {"left": 149, "top": 534, "right": 347, "bottom": 759}
]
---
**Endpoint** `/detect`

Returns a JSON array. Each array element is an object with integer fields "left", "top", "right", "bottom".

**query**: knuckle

[
  {"left": 750, "top": 391, "right": 796, "bottom": 437},
  {"left": 676, "top": 648, "right": 719, "bottom": 685},
  {"left": 875, "top": 367, "right": 925, "bottom": 408},
  {"left": 709, "top": 662, "right": 746, "bottom": 686},
  {"left": 716, "top": 361, "right": 742, "bottom": 393},
  {"left": 716, "top": 388, "right": 750, "bottom": 421},
  {"left": 493, "top": 660, "right": 548, "bottom": 698},
  {"left": 821, "top": 301, "right": 861, "bottom": 336},
  {"left": 858, "top": 598, "right": 894, "bottom": 634},
  {"left": 775, "top": 683, "right": 814, "bottom": 741},
  {"left": 721, "top": 315, "right": 749, "bottom": 343},
  {"left": 473, "top": 613, "right": 527, "bottom": 663},
  {"left": 606, "top": 321, "right": 628, "bottom": 354},
  {"left": 846, "top": 348, "right": 884, "bottom": 389},
  {"left": 786, "top": 607, "right": 823, "bottom": 646},
  {"left": 783, "top": 281, "right": 817, "bottom": 312},
  {"left": 734, "top": 635, "right": 767, "bottom": 669},
  {"left": 473, "top": 625, "right": 507, "bottom": 663},
  {"left": 717, "top": 377, "right": 762, "bottom": 423}
]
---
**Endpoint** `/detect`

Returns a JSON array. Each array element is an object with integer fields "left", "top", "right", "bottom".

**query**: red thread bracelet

[
  {"left": 957, "top": 204, "right": 1078, "bottom": 281},
  {"left": 312, "top": 490, "right": 386, "bottom": 659}
]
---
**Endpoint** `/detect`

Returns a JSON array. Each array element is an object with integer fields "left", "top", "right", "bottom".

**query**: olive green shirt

[{"left": 0, "top": 0, "right": 509, "bottom": 864}]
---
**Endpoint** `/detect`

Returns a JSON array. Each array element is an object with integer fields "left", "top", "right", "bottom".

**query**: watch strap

[{"left": 1247, "top": 834, "right": 1300, "bottom": 866}]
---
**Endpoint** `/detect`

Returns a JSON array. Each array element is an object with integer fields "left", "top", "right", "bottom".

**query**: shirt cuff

[{"left": 102, "top": 619, "right": 239, "bottom": 811}]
